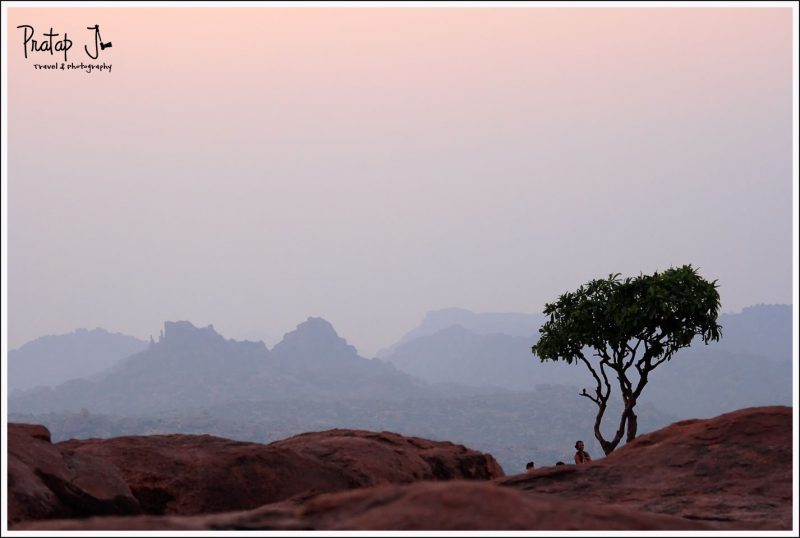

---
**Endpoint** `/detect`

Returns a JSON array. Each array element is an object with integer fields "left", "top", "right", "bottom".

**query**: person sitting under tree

[{"left": 574, "top": 440, "right": 592, "bottom": 465}]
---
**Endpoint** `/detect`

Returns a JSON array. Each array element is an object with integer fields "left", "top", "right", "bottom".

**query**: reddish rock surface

[
  {"left": 10, "top": 406, "right": 793, "bottom": 531},
  {"left": 15, "top": 480, "right": 712, "bottom": 531},
  {"left": 498, "top": 406, "right": 793, "bottom": 529},
  {"left": 269, "top": 429, "right": 504, "bottom": 483},
  {"left": 7, "top": 423, "right": 140, "bottom": 525},
  {"left": 54, "top": 429, "right": 502, "bottom": 517}
]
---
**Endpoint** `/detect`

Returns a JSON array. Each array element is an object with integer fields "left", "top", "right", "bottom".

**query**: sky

[{"left": 4, "top": 6, "right": 796, "bottom": 357}]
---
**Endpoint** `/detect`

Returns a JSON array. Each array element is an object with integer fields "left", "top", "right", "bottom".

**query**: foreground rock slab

[
  {"left": 8, "top": 424, "right": 140, "bottom": 525},
  {"left": 269, "top": 429, "right": 504, "bottom": 483},
  {"left": 498, "top": 406, "right": 792, "bottom": 530},
  {"left": 15, "top": 480, "right": 712, "bottom": 531},
  {"left": 54, "top": 428, "right": 502, "bottom": 517},
  {"left": 10, "top": 406, "right": 791, "bottom": 531}
]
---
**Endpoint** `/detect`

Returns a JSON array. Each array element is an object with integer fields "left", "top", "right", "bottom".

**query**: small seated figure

[
  {"left": 525, "top": 461, "right": 535, "bottom": 473},
  {"left": 574, "top": 440, "right": 592, "bottom": 465}
]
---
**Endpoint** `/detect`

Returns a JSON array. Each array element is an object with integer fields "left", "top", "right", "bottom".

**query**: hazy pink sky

[{"left": 6, "top": 7, "right": 795, "bottom": 354}]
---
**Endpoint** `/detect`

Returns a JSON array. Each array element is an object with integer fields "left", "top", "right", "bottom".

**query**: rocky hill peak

[
  {"left": 160, "top": 321, "right": 224, "bottom": 344},
  {"left": 272, "top": 317, "right": 358, "bottom": 360}
]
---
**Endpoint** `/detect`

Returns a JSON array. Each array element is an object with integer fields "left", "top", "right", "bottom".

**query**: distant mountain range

[
  {"left": 9, "top": 328, "right": 148, "bottom": 392},
  {"left": 383, "top": 304, "right": 792, "bottom": 360},
  {"left": 9, "top": 319, "right": 432, "bottom": 415},
  {"left": 714, "top": 304, "right": 793, "bottom": 361},
  {"left": 7, "top": 303, "right": 792, "bottom": 473},
  {"left": 380, "top": 325, "right": 577, "bottom": 390},
  {"left": 378, "top": 308, "right": 546, "bottom": 357},
  {"left": 9, "top": 304, "right": 793, "bottom": 419},
  {"left": 380, "top": 303, "right": 793, "bottom": 420}
]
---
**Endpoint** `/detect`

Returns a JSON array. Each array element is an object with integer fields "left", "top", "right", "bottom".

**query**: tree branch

[
  {"left": 610, "top": 347, "right": 634, "bottom": 395},
  {"left": 598, "top": 358, "right": 612, "bottom": 400},
  {"left": 577, "top": 351, "right": 604, "bottom": 402},
  {"left": 624, "top": 339, "right": 640, "bottom": 370},
  {"left": 650, "top": 350, "right": 673, "bottom": 370},
  {"left": 579, "top": 388, "right": 601, "bottom": 406}
]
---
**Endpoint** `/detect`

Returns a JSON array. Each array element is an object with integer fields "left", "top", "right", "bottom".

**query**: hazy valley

[{"left": 8, "top": 304, "right": 792, "bottom": 474}]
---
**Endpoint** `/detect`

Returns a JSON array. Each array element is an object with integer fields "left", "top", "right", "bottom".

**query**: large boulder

[
  {"left": 268, "top": 429, "right": 504, "bottom": 483},
  {"left": 498, "top": 406, "right": 792, "bottom": 529},
  {"left": 7, "top": 424, "right": 140, "bottom": 525},
  {"left": 55, "top": 429, "right": 502, "bottom": 516}
]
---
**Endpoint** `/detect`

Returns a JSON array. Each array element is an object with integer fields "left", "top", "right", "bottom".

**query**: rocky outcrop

[
  {"left": 268, "top": 319, "right": 432, "bottom": 400},
  {"left": 55, "top": 434, "right": 350, "bottom": 517},
  {"left": 15, "top": 481, "right": 712, "bottom": 531},
  {"left": 271, "top": 317, "right": 359, "bottom": 361},
  {"left": 8, "top": 322, "right": 270, "bottom": 415},
  {"left": 498, "top": 406, "right": 792, "bottom": 529},
  {"left": 7, "top": 424, "right": 140, "bottom": 525},
  {"left": 53, "top": 429, "right": 502, "bottom": 517},
  {"left": 10, "top": 406, "right": 792, "bottom": 531},
  {"left": 9, "top": 319, "right": 432, "bottom": 416},
  {"left": 269, "top": 429, "right": 504, "bottom": 483}
]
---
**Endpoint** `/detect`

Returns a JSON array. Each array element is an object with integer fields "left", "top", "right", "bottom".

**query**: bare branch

[
  {"left": 607, "top": 402, "right": 629, "bottom": 449},
  {"left": 632, "top": 372, "right": 648, "bottom": 400},
  {"left": 598, "top": 359, "right": 612, "bottom": 399},
  {"left": 576, "top": 351, "right": 604, "bottom": 401},
  {"left": 610, "top": 349, "right": 634, "bottom": 395},
  {"left": 623, "top": 339, "right": 641, "bottom": 370},
  {"left": 650, "top": 351, "right": 674, "bottom": 370},
  {"left": 636, "top": 337, "right": 663, "bottom": 371},
  {"left": 617, "top": 368, "right": 633, "bottom": 395},
  {"left": 579, "top": 388, "right": 601, "bottom": 406}
]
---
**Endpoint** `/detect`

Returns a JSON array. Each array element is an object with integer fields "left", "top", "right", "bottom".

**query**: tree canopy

[{"left": 532, "top": 265, "right": 721, "bottom": 455}]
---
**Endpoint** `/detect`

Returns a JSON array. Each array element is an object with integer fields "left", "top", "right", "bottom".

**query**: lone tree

[{"left": 531, "top": 265, "right": 721, "bottom": 456}]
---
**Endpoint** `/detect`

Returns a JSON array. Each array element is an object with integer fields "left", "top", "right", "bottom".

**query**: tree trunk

[
  {"left": 593, "top": 403, "right": 613, "bottom": 456},
  {"left": 625, "top": 404, "right": 638, "bottom": 442},
  {"left": 599, "top": 438, "right": 614, "bottom": 456},
  {"left": 593, "top": 402, "right": 627, "bottom": 456}
]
